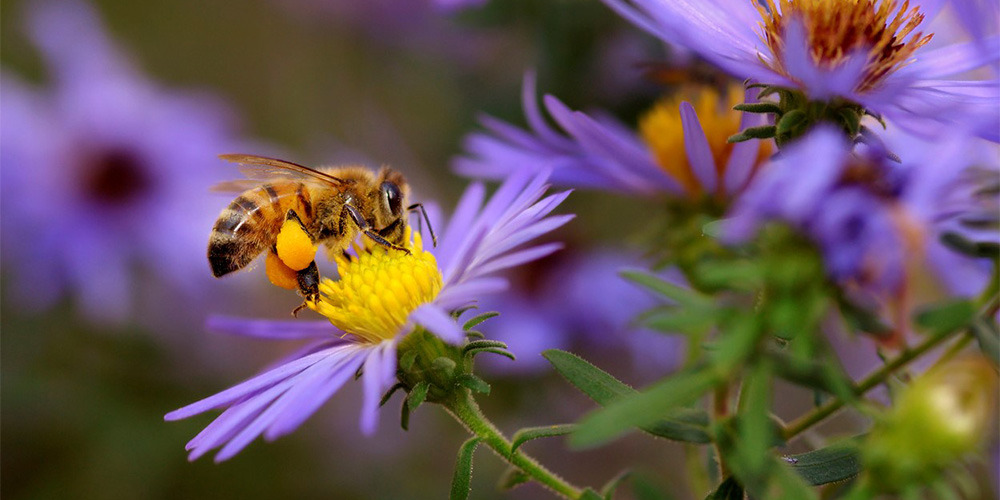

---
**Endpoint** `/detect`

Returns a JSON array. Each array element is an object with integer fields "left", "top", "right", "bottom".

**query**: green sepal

[
  {"left": 399, "top": 350, "right": 419, "bottom": 371},
  {"left": 940, "top": 231, "right": 1000, "bottom": 259},
  {"left": 463, "top": 311, "right": 500, "bottom": 331},
  {"left": 972, "top": 317, "right": 1000, "bottom": 366},
  {"left": 784, "top": 438, "right": 862, "bottom": 485},
  {"left": 775, "top": 109, "right": 808, "bottom": 141},
  {"left": 510, "top": 424, "right": 576, "bottom": 454},
  {"left": 833, "top": 107, "right": 862, "bottom": 136},
  {"left": 599, "top": 470, "right": 632, "bottom": 499},
  {"left": 406, "top": 381, "right": 430, "bottom": 411},
  {"left": 733, "top": 102, "right": 782, "bottom": 114},
  {"left": 543, "top": 349, "right": 712, "bottom": 444},
  {"left": 727, "top": 125, "right": 776, "bottom": 143},
  {"left": 450, "top": 437, "right": 482, "bottom": 500},
  {"left": 959, "top": 215, "right": 1000, "bottom": 231},
  {"left": 432, "top": 356, "right": 457, "bottom": 379},
  {"left": 465, "top": 347, "right": 516, "bottom": 361},
  {"left": 497, "top": 467, "right": 530, "bottom": 491},
  {"left": 455, "top": 373, "right": 490, "bottom": 394},
  {"left": 914, "top": 299, "right": 977, "bottom": 335},
  {"left": 400, "top": 399, "right": 411, "bottom": 431},
  {"left": 706, "top": 476, "right": 743, "bottom": 500},
  {"left": 462, "top": 339, "right": 508, "bottom": 353},
  {"left": 379, "top": 382, "right": 406, "bottom": 408}
]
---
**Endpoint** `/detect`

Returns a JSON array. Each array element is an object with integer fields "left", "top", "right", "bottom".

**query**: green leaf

[
  {"left": 463, "top": 311, "right": 499, "bottom": 331},
  {"left": 571, "top": 368, "right": 720, "bottom": 447},
  {"left": 972, "top": 317, "right": 1000, "bottom": 366},
  {"left": 621, "top": 270, "right": 710, "bottom": 306},
  {"left": 706, "top": 476, "right": 743, "bottom": 500},
  {"left": 497, "top": 467, "right": 530, "bottom": 491},
  {"left": 640, "top": 308, "right": 716, "bottom": 336},
  {"left": 599, "top": 470, "right": 631, "bottom": 499},
  {"left": 914, "top": 299, "right": 976, "bottom": 335},
  {"left": 543, "top": 350, "right": 712, "bottom": 444},
  {"left": 784, "top": 438, "right": 862, "bottom": 485},
  {"left": 450, "top": 437, "right": 482, "bottom": 500},
  {"left": 462, "top": 339, "right": 508, "bottom": 354},
  {"left": 455, "top": 373, "right": 490, "bottom": 394},
  {"left": 511, "top": 424, "right": 576, "bottom": 454},
  {"left": 776, "top": 109, "right": 807, "bottom": 136},
  {"left": 407, "top": 381, "right": 429, "bottom": 411},
  {"left": 580, "top": 489, "right": 604, "bottom": 500}
]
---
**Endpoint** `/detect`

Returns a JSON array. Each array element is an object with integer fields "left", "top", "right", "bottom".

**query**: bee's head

[{"left": 378, "top": 169, "right": 409, "bottom": 219}]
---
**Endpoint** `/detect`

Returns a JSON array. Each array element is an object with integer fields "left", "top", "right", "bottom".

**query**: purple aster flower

[
  {"left": 455, "top": 72, "right": 772, "bottom": 200},
  {"left": 601, "top": 0, "right": 1000, "bottom": 141},
  {"left": 725, "top": 124, "right": 995, "bottom": 297},
  {"left": 1, "top": 0, "right": 249, "bottom": 324},
  {"left": 165, "top": 170, "right": 573, "bottom": 461}
]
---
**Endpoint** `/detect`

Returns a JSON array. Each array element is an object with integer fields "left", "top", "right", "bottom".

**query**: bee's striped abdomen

[{"left": 208, "top": 183, "right": 310, "bottom": 277}]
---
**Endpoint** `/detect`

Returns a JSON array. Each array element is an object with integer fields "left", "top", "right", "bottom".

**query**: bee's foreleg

[
  {"left": 292, "top": 261, "right": 320, "bottom": 317},
  {"left": 344, "top": 204, "right": 411, "bottom": 254}
]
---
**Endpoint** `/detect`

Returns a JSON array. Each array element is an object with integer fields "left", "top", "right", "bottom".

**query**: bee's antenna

[{"left": 408, "top": 203, "right": 437, "bottom": 247}]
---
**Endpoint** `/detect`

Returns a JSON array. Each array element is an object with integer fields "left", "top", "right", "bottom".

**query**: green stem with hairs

[{"left": 443, "top": 389, "right": 585, "bottom": 499}]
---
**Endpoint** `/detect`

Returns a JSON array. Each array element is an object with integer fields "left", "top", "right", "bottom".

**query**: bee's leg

[
  {"left": 343, "top": 204, "right": 411, "bottom": 254},
  {"left": 407, "top": 203, "right": 437, "bottom": 247},
  {"left": 292, "top": 261, "right": 320, "bottom": 317}
]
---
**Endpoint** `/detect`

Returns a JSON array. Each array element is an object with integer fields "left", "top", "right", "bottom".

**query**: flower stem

[
  {"left": 444, "top": 389, "right": 585, "bottom": 499},
  {"left": 782, "top": 325, "right": 961, "bottom": 441}
]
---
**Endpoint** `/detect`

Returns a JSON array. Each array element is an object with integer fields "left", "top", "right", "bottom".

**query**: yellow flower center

[
  {"left": 756, "top": 0, "right": 932, "bottom": 92},
  {"left": 309, "top": 230, "right": 443, "bottom": 344},
  {"left": 639, "top": 84, "right": 772, "bottom": 198}
]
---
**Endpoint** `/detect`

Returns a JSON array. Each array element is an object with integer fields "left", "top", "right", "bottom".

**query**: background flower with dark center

[
  {"left": 724, "top": 125, "right": 994, "bottom": 300},
  {"left": 0, "top": 0, "right": 250, "bottom": 324},
  {"left": 601, "top": 0, "right": 1000, "bottom": 142},
  {"left": 165, "top": 170, "right": 572, "bottom": 461},
  {"left": 455, "top": 72, "right": 771, "bottom": 201}
]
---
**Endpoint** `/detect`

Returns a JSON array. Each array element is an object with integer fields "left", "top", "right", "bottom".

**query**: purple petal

[
  {"left": 359, "top": 343, "right": 396, "bottom": 435},
  {"left": 679, "top": 101, "right": 717, "bottom": 193},
  {"left": 206, "top": 316, "right": 338, "bottom": 340},
  {"left": 410, "top": 304, "right": 465, "bottom": 344},
  {"left": 476, "top": 243, "right": 565, "bottom": 277}
]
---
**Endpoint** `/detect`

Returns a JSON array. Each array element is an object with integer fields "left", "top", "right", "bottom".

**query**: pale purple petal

[
  {"left": 679, "top": 101, "right": 718, "bottom": 193},
  {"left": 476, "top": 243, "right": 565, "bottom": 277},
  {"left": 410, "top": 304, "right": 465, "bottom": 344},
  {"left": 206, "top": 316, "right": 338, "bottom": 340}
]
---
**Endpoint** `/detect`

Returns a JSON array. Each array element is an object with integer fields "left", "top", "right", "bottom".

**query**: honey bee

[{"left": 208, "top": 154, "right": 435, "bottom": 312}]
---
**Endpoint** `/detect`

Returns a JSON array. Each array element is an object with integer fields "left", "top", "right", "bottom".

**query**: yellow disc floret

[
  {"left": 276, "top": 218, "right": 317, "bottom": 271},
  {"left": 309, "top": 229, "right": 442, "bottom": 344}
]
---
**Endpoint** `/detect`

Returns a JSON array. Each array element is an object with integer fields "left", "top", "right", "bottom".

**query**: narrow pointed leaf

[
  {"left": 733, "top": 102, "right": 781, "bottom": 114},
  {"left": 784, "top": 439, "right": 862, "bottom": 485},
  {"left": 463, "top": 339, "right": 508, "bottom": 354},
  {"left": 466, "top": 347, "right": 516, "bottom": 361},
  {"left": 511, "top": 424, "right": 576, "bottom": 454},
  {"left": 620, "top": 270, "right": 709, "bottom": 306},
  {"left": 571, "top": 367, "right": 720, "bottom": 447},
  {"left": 600, "top": 470, "right": 632, "bottom": 499},
  {"left": 580, "top": 489, "right": 604, "bottom": 500},
  {"left": 450, "top": 437, "right": 482, "bottom": 500},
  {"left": 706, "top": 476, "right": 743, "bottom": 500},
  {"left": 914, "top": 299, "right": 976, "bottom": 335},
  {"left": 972, "top": 317, "right": 1000, "bottom": 365},
  {"left": 543, "top": 350, "right": 712, "bottom": 443}
]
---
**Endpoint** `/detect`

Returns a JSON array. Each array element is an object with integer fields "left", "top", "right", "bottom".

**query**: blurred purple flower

[
  {"left": 601, "top": 0, "right": 1000, "bottom": 141},
  {"left": 455, "top": 73, "right": 771, "bottom": 199},
  {"left": 1, "top": 0, "right": 249, "bottom": 324},
  {"left": 475, "top": 248, "right": 684, "bottom": 376},
  {"left": 725, "top": 125, "right": 996, "bottom": 296},
  {"left": 165, "top": 170, "right": 573, "bottom": 461}
]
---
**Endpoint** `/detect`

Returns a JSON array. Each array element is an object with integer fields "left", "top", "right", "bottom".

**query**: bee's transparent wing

[{"left": 218, "top": 153, "right": 346, "bottom": 186}]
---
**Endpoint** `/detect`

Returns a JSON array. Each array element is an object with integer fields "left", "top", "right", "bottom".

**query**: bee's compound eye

[{"left": 380, "top": 181, "right": 403, "bottom": 217}]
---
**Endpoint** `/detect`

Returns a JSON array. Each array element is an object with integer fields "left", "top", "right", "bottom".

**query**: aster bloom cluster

[{"left": 1, "top": 0, "right": 248, "bottom": 325}]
